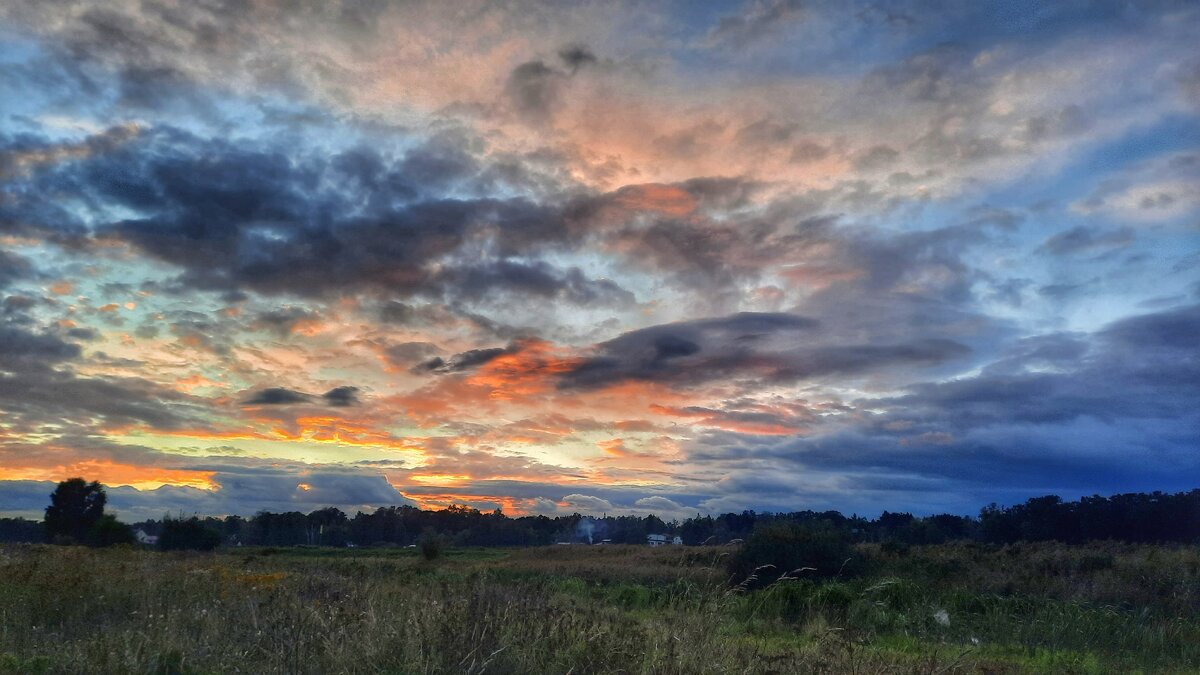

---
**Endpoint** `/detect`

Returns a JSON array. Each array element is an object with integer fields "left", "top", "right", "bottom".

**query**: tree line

[{"left": 0, "top": 479, "right": 1196, "bottom": 550}]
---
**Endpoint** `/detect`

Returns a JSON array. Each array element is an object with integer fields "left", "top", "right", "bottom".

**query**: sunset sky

[{"left": 0, "top": 1, "right": 1197, "bottom": 521}]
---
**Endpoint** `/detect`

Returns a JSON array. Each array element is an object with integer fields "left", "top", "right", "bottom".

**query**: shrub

[
  {"left": 86, "top": 514, "right": 135, "bottom": 547},
  {"left": 417, "top": 528, "right": 444, "bottom": 561},
  {"left": 728, "top": 522, "right": 857, "bottom": 588}
]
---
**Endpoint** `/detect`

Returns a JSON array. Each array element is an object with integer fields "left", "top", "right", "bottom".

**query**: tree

[
  {"left": 87, "top": 514, "right": 135, "bottom": 547},
  {"left": 158, "top": 516, "right": 222, "bottom": 551},
  {"left": 44, "top": 478, "right": 107, "bottom": 544},
  {"left": 0, "top": 518, "right": 43, "bottom": 543}
]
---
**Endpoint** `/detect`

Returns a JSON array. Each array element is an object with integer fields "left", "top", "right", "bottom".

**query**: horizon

[
  {"left": 1, "top": 1, "right": 1199, "bottom": 523},
  {"left": 3, "top": 479, "right": 1197, "bottom": 525}
]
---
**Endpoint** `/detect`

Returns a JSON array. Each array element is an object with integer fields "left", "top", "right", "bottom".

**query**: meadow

[{"left": 0, "top": 541, "right": 1197, "bottom": 674}]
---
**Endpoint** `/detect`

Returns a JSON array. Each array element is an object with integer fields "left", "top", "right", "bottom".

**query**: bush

[
  {"left": 417, "top": 528, "right": 444, "bottom": 561},
  {"left": 728, "top": 522, "right": 857, "bottom": 588},
  {"left": 158, "top": 517, "right": 222, "bottom": 551},
  {"left": 86, "top": 514, "right": 135, "bottom": 547}
]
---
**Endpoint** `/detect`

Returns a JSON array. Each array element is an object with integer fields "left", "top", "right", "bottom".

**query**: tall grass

[{"left": 0, "top": 541, "right": 1197, "bottom": 673}]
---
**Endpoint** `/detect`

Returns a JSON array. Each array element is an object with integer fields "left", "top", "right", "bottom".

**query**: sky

[{"left": 0, "top": 0, "right": 1197, "bottom": 522}]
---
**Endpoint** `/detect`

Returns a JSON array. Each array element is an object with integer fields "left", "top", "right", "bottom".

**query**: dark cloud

[
  {"left": 244, "top": 386, "right": 364, "bottom": 407},
  {"left": 65, "top": 327, "right": 100, "bottom": 341},
  {"left": 862, "top": 44, "right": 967, "bottom": 103},
  {"left": 253, "top": 306, "right": 321, "bottom": 336},
  {"left": 0, "top": 251, "right": 33, "bottom": 288},
  {"left": 0, "top": 325, "right": 81, "bottom": 371},
  {"left": 789, "top": 140, "right": 830, "bottom": 164},
  {"left": 1102, "top": 302, "right": 1200, "bottom": 352},
  {"left": 382, "top": 341, "right": 440, "bottom": 369},
  {"left": 3, "top": 126, "right": 636, "bottom": 305},
  {"left": 1038, "top": 282, "right": 1084, "bottom": 299},
  {"left": 678, "top": 308, "right": 1200, "bottom": 510},
  {"left": 416, "top": 346, "right": 511, "bottom": 374},
  {"left": 506, "top": 60, "right": 565, "bottom": 123},
  {"left": 243, "top": 387, "right": 311, "bottom": 405},
  {"left": 734, "top": 119, "right": 798, "bottom": 147},
  {"left": 879, "top": 304, "right": 1200, "bottom": 430},
  {"left": 2, "top": 295, "right": 37, "bottom": 314},
  {"left": 440, "top": 260, "right": 635, "bottom": 306},
  {"left": 707, "top": 0, "right": 806, "bottom": 49},
  {"left": 559, "top": 312, "right": 968, "bottom": 389},
  {"left": 558, "top": 45, "right": 598, "bottom": 72},
  {"left": 853, "top": 144, "right": 900, "bottom": 170},
  {"left": 0, "top": 124, "right": 139, "bottom": 182},
  {"left": 1022, "top": 104, "right": 1090, "bottom": 142},
  {"left": 0, "top": 325, "right": 197, "bottom": 432},
  {"left": 1040, "top": 226, "right": 1134, "bottom": 256},
  {"left": 322, "top": 386, "right": 361, "bottom": 407},
  {"left": 378, "top": 300, "right": 417, "bottom": 324}
]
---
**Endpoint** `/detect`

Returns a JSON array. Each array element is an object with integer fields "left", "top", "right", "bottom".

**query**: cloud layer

[{"left": 0, "top": 0, "right": 1197, "bottom": 519}]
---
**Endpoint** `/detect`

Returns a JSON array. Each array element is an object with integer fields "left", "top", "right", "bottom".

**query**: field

[{"left": 0, "top": 542, "right": 1198, "bottom": 674}]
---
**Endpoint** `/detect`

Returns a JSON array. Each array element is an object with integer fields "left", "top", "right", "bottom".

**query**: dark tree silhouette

[
  {"left": 44, "top": 478, "right": 107, "bottom": 544},
  {"left": 418, "top": 527, "right": 444, "bottom": 560},
  {"left": 2, "top": 481, "right": 1189, "bottom": 549},
  {"left": 87, "top": 514, "right": 135, "bottom": 547},
  {"left": 158, "top": 516, "right": 222, "bottom": 551}
]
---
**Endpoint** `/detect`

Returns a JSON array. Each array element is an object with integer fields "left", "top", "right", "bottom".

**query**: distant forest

[{"left": 2, "top": 488, "right": 1198, "bottom": 548}]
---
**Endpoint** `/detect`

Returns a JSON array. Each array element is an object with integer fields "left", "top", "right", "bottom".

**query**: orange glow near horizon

[{"left": 0, "top": 460, "right": 217, "bottom": 491}]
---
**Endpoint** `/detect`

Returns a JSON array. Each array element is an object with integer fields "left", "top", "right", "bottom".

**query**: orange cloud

[
  {"left": 175, "top": 374, "right": 225, "bottom": 393},
  {"left": 612, "top": 183, "right": 697, "bottom": 217},
  {"left": 464, "top": 338, "right": 580, "bottom": 400},
  {"left": 649, "top": 403, "right": 808, "bottom": 436},
  {"left": 597, "top": 438, "right": 630, "bottom": 457},
  {"left": 0, "top": 459, "right": 215, "bottom": 491},
  {"left": 779, "top": 263, "right": 864, "bottom": 289}
]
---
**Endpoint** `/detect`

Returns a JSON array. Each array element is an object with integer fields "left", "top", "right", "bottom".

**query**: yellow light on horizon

[{"left": 409, "top": 474, "right": 470, "bottom": 486}]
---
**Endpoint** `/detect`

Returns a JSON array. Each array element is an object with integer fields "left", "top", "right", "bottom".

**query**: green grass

[{"left": 0, "top": 541, "right": 1197, "bottom": 673}]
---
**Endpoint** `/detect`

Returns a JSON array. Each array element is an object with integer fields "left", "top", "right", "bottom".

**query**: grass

[{"left": 0, "top": 541, "right": 1197, "bottom": 673}]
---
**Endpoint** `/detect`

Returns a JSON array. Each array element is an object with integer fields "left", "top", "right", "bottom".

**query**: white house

[
  {"left": 672, "top": 535, "right": 683, "bottom": 545},
  {"left": 135, "top": 529, "right": 158, "bottom": 546},
  {"left": 647, "top": 533, "right": 668, "bottom": 547}
]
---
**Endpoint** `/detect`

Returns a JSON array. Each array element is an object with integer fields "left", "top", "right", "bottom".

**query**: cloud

[
  {"left": 557, "top": 45, "right": 598, "bottom": 72},
  {"left": 853, "top": 144, "right": 900, "bottom": 170},
  {"left": 0, "top": 251, "right": 33, "bottom": 289},
  {"left": 3, "top": 126, "right": 651, "bottom": 312},
  {"left": 322, "top": 386, "right": 361, "bottom": 407},
  {"left": 439, "top": 260, "right": 636, "bottom": 306},
  {"left": 253, "top": 307, "right": 322, "bottom": 336},
  {"left": 243, "top": 386, "right": 362, "bottom": 407},
  {"left": 561, "top": 493, "right": 615, "bottom": 513},
  {"left": 0, "top": 464, "right": 415, "bottom": 521},
  {"left": 706, "top": 0, "right": 806, "bottom": 49},
  {"left": 559, "top": 312, "right": 968, "bottom": 390},
  {"left": 0, "top": 325, "right": 80, "bottom": 371},
  {"left": 382, "top": 341, "right": 441, "bottom": 369},
  {"left": 416, "top": 346, "right": 511, "bottom": 375},
  {"left": 1040, "top": 226, "right": 1134, "bottom": 256},
  {"left": 1071, "top": 153, "right": 1200, "bottom": 225},
  {"left": 0, "top": 324, "right": 198, "bottom": 433},
  {"left": 506, "top": 60, "right": 566, "bottom": 123},
  {"left": 243, "top": 388, "right": 311, "bottom": 406},
  {"left": 0, "top": 0, "right": 1197, "bottom": 521}
]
